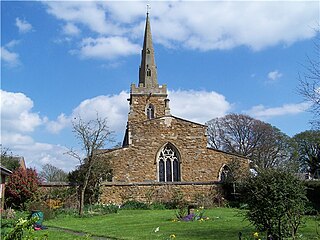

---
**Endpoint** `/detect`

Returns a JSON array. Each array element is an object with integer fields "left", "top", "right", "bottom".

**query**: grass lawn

[{"left": 33, "top": 208, "right": 320, "bottom": 240}]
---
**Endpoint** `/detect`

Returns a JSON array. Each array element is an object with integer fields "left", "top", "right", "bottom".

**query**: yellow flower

[
  {"left": 170, "top": 234, "right": 176, "bottom": 239},
  {"left": 253, "top": 232, "right": 259, "bottom": 238}
]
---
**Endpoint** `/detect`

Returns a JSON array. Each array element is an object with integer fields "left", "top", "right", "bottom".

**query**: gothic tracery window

[{"left": 158, "top": 144, "right": 180, "bottom": 182}]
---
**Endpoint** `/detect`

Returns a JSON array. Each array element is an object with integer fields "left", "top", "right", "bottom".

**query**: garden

[
  {"left": 1, "top": 204, "right": 320, "bottom": 240},
  {"left": 2, "top": 161, "right": 320, "bottom": 239}
]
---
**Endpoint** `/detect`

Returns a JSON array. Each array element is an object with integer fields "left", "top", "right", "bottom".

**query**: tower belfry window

[{"left": 147, "top": 104, "right": 155, "bottom": 119}]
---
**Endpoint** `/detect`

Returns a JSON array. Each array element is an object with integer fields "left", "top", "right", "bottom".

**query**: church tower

[{"left": 123, "top": 12, "right": 171, "bottom": 146}]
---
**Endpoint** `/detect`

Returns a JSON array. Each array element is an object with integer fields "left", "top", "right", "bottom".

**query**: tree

[
  {"left": 0, "top": 146, "right": 20, "bottom": 171},
  {"left": 241, "top": 169, "right": 307, "bottom": 240},
  {"left": 5, "top": 167, "right": 41, "bottom": 209},
  {"left": 39, "top": 163, "right": 68, "bottom": 182},
  {"left": 206, "top": 114, "right": 292, "bottom": 172},
  {"left": 67, "top": 115, "right": 113, "bottom": 215},
  {"left": 292, "top": 130, "right": 320, "bottom": 178},
  {"left": 298, "top": 29, "right": 320, "bottom": 127},
  {"left": 68, "top": 155, "right": 112, "bottom": 205}
]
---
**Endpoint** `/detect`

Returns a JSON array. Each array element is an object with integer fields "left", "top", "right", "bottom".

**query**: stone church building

[{"left": 98, "top": 14, "right": 248, "bottom": 205}]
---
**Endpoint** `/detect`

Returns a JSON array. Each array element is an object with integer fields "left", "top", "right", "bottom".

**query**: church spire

[{"left": 139, "top": 11, "right": 158, "bottom": 87}]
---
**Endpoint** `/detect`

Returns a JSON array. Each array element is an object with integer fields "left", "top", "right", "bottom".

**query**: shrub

[
  {"left": 304, "top": 180, "right": 320, "bottom": 213},
  {"left": 5, "top": 167, "right": 41, "bottom": 210},
  {"left": 121, "top": 200, "right": 149, "bottom": 210},
  {"left": 85, "top": 203, "right": 119, "bottom": 215},
  {"left": 26, "top": 201, "right": 56, "bottom": 220},
  {"left": 241, "top": 169, "right": 307, "bottom": 240}
]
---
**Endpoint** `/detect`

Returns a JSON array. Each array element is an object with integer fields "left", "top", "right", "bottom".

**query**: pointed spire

[{"left": 139, "top": 11, "right": 158, "bottom": 87}]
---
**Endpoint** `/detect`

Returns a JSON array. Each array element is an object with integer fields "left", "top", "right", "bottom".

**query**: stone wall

[
  {"left": 99, "top": 116, "right": 249, "bottom": 183},
  {"left": 99, "top": 181, "right": 221, "bottom": 205}
]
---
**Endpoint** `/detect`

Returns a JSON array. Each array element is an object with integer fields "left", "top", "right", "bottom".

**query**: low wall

[{"left": 99, "top": 181, "right": 222, "bottom": 205}]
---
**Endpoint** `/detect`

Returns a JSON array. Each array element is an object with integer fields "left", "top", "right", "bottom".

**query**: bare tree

[
  {"left": 67, "top": 115, "right": 113, "bottom": 215},
  {"left": 39, "top": 163, "right": 68, "bottom": 182},
  {"left": 298, "top": 29, "right": 320, "bottom": 127},
  {"left": 207, "top": 114, "right": 292, "bottom": 172}
]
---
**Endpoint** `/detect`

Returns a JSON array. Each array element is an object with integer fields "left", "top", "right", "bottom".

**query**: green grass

[{"left": 34, "top": 208, "right": 319, "bottom": 240}]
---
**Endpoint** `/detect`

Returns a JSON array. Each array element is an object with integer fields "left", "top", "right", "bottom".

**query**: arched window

[
  {"left": 146, "top": 104, "right": 155, "bottom": 119},
  {"left": 157, "top": 143, "right": 181, "bottom": 182},
  {"left": 147, "top": 69, "right": 151, "bottom": 76},
  {"left": 219, "top": 165, "right": 232, "bottom": 182}
]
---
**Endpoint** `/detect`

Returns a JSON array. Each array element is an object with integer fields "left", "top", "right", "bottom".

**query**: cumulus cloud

[
  {"left": 75, "top": 37, "right": 140, "bottom": 60},
  {"left": 1, "top": 90, "right": 77, "bottom": 172},
  {"left": 62, "top": 22, "right": 80, "bottom": 36},
  {"left": 15, "top": 17, "right": 33, "bottom": 33},
  {"left": 43, "top": 1, "right": 318, "bottom": 60},
  {"left": 169, "top": 90, "right": 231, "bottom": 124},
  {"left": 244, "top": 102, "right": 311, "bottom": 120},
  {"left": 268, "top": 70, "right": 283, "bottom": 81},
  {"left": 1, "top": 47, "right": 20, "bottom": 67},
  {"left": 46, "top": 91, "right": 129, "bottom": 135},
  {"left": 1, "top": 90, "right": 43, "bottom": 132}
]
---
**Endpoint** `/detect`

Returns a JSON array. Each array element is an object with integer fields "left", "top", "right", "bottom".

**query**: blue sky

[{"left": 1, "top": 1, "right": 319, "bottom": 172}]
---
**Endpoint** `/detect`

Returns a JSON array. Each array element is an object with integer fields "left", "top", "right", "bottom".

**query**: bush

[
  {"left": 85, "top": 204, "right": 119, "bottom": 215},
  {"left": 5, "top": 168, "right": 41, "bottom": 210},
  {"left": 304, "top": 180, "right": 320, "bottom": 213},
  {"left": 241, "top": 169, "right": 308, "bottom": 240},
  {"left": 121, "top": 200, "right": 149, "bottom": 210},
  {"left": 26, "top": 201, "right": 56, "bottom": 220}
]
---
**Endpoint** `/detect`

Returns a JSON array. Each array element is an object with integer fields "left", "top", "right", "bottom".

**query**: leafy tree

[
  {"left": 67, "top": 115, "right": 113, "bottom": 215},
  {"left": 0, "top": 146, "right": 20, "bottom": 171},
  {"left": 5, "top": 167, "right": 41, "bottom": 209},
  {"left": 298, "top": 29, "right": 320, "bottom": 127},
  {"left": 206, "top": 114, "right": 292, "bottom": 172},
  {"left": 39, "top": 163, "right": 68, "bottom": 182},
  {"left": 292, "top": 130, "right": 320, "bottom": 178},
  {"left": 68, "top": 155, "right": 112, "bottom": 205},
  {"left": 241, "top": 169, "right": 307, "bottom": 240}
]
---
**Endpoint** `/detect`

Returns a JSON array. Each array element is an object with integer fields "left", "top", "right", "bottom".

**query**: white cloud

[
  {"left": 15, "top": 17, "right": 33, "bottom": 33},
  {"left": 43, "top": 1, "right": 318, "bottom": 56},
  {"left": 75, "top": 37, "right": 140, "bottom": 60},
  {"left": 46, "top": 91, "right": 129, "bottom": 135},
  {"left": 1, "top": 47, "right": 20, "bottom": 67},
  {"left": 0, "top": 90, "right": 77, "bottom": 172},
  {"left": 169, "top": 90, "right": 232, "bottom": 124},
  {"left": 45, "top": 2, "right": 123, "bottom": 35},
  {"left": 268, "top": 70, "right": 283, "bottom": 81},
  {"left": 244, "top": 102, "right": 311, "bottom": 120},
  {"left": 46, "top": 113, "right": 70, "bottom": 134},
  {"left": 72, "top": 91, "right": 129, "bottom": 133},
  {"left": 62, "top": 22, "right": 80, "bottom": 36},
  {"left": 1, "top": 90, "right": 43, "bottom": 133}
]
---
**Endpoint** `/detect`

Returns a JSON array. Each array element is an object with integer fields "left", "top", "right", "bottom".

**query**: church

[{"left": 98, "top": 13, "right": 249, "bottom": 204}]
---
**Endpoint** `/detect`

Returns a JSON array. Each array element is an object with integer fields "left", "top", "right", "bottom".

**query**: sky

[{"left": 1, "top": 1, "right": 319, "bottom": 172}]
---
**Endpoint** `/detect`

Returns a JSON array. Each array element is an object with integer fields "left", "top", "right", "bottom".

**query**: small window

[
  {"left": 147, "top": 104, "right": 155, "bottom": 119},
  {"left": 147, "top": 69, "right": 151, "bottom": 77},
  {"left": 146, "top": 48, "right": 151, "bottom": 54},
  {"left": 219, "top": 165, "right": 232, "bottom": 182}
]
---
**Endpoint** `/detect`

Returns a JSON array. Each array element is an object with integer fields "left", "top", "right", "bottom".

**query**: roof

[{"left": 0, "top": 166, "right": 13, "bottom": 176}]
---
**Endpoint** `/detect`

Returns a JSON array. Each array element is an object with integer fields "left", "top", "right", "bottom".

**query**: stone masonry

[{"left": 97, "top": 13, "right": 249, "bottom": 205}]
